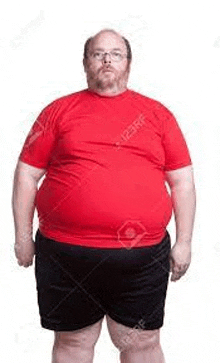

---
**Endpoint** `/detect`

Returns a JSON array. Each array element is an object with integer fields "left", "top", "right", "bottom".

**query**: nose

[{"left": 103, "top": 53, "right": 111, "bottom": 64}]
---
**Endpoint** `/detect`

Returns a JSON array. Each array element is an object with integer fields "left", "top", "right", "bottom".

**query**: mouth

[{"left": 101, "top": 68, "right": 114, "bottom": 73}]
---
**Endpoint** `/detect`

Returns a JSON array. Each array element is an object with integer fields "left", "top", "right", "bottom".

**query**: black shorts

[{"left": 34, "top": 229, "right": 171, "bottom": 331}]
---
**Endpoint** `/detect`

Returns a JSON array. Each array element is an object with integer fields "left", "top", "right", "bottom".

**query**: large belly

[{"left": 36, "top": 165, "right": 172, "bottom": 236}]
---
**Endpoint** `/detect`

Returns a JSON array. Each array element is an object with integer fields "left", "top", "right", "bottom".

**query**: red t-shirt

[{"left": 19, "top": 88, "right": 192, "bottom": 248}]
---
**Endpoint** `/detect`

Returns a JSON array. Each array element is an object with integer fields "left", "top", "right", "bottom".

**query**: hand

[
  {"left": 169, "top": 241, "right": 191, "bottom": 282},
  {"left": 14, "top": 240, "right": 35, "bottom": 268}
]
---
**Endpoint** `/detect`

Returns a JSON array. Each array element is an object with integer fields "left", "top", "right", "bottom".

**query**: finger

[
  {"left": 171, "top": 269, "right": 187, "bottom": 281},
  {"left": 171, "top": 268, "right": 185, "bottom": 280},
  {"left": 175, "top": 266, "right": 188, "bottom": 276},
  {"left": 172, "top": 270, "right": 185, "bottom": 279},
  {"left": 173, "top": 264, "right": 187, "bottom": 273},
  {"left": 25, "top": 260, "right": 33, "bottom": 267},
  {"left": 171, "top": 273, "right": 181, "bottom": 282},
  {"left": 17, "top": 259, "right": 33, "bottom": 267},
  {"left": 170, "top": 273, "right": 177, "bottom": 281}
]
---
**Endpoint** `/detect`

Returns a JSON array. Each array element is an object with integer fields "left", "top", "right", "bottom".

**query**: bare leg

[
  {"left": 52, "top": 318, "right": 103, "bottom": 363},
  {"left": 106, "top": 315, "right": 165, "bottom": 363},
  {"left": 120, "top": 343, "right": 165, "bottom": 363}
]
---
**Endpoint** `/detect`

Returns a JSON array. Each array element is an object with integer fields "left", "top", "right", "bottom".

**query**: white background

[{"left": 1, "top": 0, "right": 220, "bottom": 362}]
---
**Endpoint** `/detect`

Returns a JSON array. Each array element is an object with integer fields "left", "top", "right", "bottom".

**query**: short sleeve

[
  {"left": 159, "top": 105, "right": 192, "bottom": 171},
  {"left": 19, "top": 102, "right": 58, "bottom": 169}
]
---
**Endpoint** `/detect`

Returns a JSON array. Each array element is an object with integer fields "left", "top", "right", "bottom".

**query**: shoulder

[
  {"left": 36, "top": 89, "right": 88, "bottom": 124},
  {"left": 42, "top": 89, "right": 87, "bottom": 110},
  {"left": 128, "top": 89, "right": 173, "bottom": 117}
]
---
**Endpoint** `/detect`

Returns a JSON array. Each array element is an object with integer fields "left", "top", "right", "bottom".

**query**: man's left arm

[{"left": 165, "top": 165, "right": 196, "bottom": 282}]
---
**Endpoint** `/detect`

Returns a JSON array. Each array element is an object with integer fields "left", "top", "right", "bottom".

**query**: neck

[{"left": 88, "top": 85, "right": 127, "bottom": 97}]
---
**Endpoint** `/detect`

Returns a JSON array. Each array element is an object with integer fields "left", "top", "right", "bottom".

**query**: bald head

[
  {"left": 83, "top": 29, "right": 131, "bottom": 96},
  {"left": 83, "top": 28, "right": 132, "bottom": 63}
]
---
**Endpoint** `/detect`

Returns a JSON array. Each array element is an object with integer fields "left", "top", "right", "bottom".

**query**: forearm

[
  {"left": 170, "top": 184, "right": 196, "bottom": 245},
  {"left": 12, "top": 170, "right": 38, "bottom": 243}
]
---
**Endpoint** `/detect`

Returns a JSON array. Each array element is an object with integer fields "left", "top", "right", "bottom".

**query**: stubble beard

[{"left": 86, "top": 65, "right": 130, "bottom": 92}]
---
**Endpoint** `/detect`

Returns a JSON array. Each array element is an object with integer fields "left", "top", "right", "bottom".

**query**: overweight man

[{"left": 12, "top": 28, "right": 196, "bottom": 363}]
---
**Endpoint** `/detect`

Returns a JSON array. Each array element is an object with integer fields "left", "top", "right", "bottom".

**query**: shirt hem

[{"left": 38, "top": 227, "right": 167, "bottom": 249}]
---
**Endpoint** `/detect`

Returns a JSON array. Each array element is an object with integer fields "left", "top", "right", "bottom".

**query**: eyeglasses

[{"left": 89, "top": 51, "right": 127, "bottom": 62}]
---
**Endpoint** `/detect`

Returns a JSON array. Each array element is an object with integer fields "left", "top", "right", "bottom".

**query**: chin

[
  {"left": 98, "top": 83, "right": 114, "bottom": 91},
  {"left": 96, "top": 78, "right": 116, "bottom": 90}
]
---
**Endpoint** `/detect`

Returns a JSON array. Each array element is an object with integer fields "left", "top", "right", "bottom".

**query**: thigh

[
  {"left": 105, "top": 231, "right": 171, "bottom": 331},
  {"left": 34, "top": 229, "right": 107, "bottom": 331},
  {"left": 54, "top": 318, "right": 104, "bottom": 347},
  {"left": 106, "top": 315, "right": 160, "bottom": 352}
]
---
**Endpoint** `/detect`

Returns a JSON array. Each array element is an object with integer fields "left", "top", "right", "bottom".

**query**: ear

[
  {"left": 83, "top": 58, "right": 87, "bottom": 73},
  {"left": 126, "top": 59, "right": 132, "bottom": 72}
]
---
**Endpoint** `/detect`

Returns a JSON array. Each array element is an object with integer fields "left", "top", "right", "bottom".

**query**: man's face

[{"left": 83, "top": 32, "right": 131, "bottom": 92}]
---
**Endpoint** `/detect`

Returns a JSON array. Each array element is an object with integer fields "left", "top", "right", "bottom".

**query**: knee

[{"left": 106, "top": 316, "right": 160, "bottom": 352}]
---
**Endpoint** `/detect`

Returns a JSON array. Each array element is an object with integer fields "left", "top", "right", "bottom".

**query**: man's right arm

[{"left": 12, "top": 160, "right": 46, "bottom": 267}]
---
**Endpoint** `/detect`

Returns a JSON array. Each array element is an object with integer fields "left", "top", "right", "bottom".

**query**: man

[{"left": 12, "top": 28, "right": 196, "bottom": 363}]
